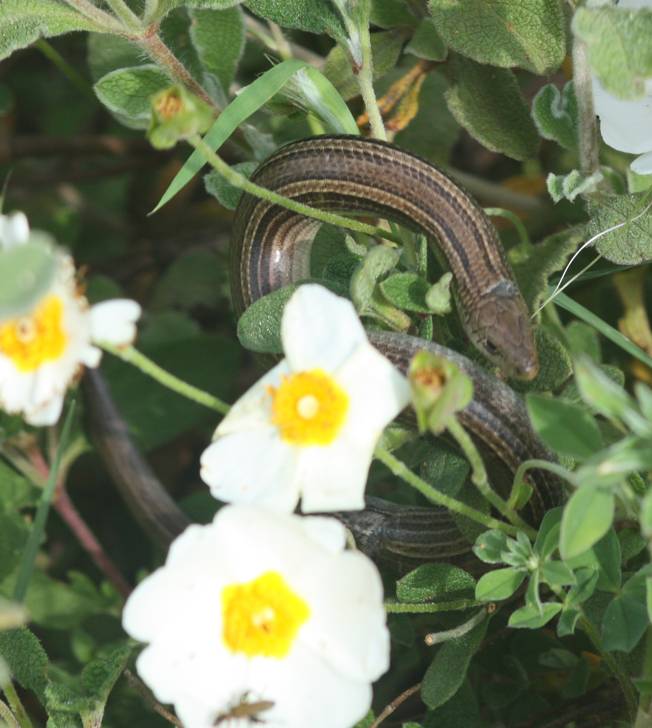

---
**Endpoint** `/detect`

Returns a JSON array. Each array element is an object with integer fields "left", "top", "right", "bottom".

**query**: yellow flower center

[
  {"left": 221, "top": 571, "right": 310, "bottom": 659},
  {"left": 269, "top": 369, "right": 349, "bottom": 446},
  {"left": 0, "top": 295, "right": 67, "bottom": 372}
]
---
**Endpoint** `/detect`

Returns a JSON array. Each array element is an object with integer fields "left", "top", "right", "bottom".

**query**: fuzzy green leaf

[
  {"left": 324, "top": 30, "right": 405, "bottom": 101},
  {"left": 429, "top": 0, "right": 565, "bottom": 75},
  {"left": 93, "top": 65, "right": 171, "bottom": 130},
  {"left": 406, "top": 18, "right": 447, "bottom": 62},
  {"left": 573, "top": 7, "right": 652, "bottom": 100},
  {"left": 547, "top": 169, "right": 603, "bottom": 203},
  {"left": 508, "top": 601, "right": 561, "bottom": 629},
  {"left": 532, "top": 82, "right": 578, "bottom": 151},
  {"left": 351, "top": 245, "right": 402, "bottom": 313},
  {"left": 151, "top": 0, "right": 243, "bottom": 22},
  {"left": 445, "top": 57, "right": 539, "bottom": 161},
  {"left": 245, "top": 0, "right": 345, "bottom": 39},
  {"left": 237, "top": 283, "right": 300, "bottom": 354},
  {"left": 475, "top": 567, "right": 525, "bottom": 602},
  {"left": 526, "top": 394, "right": 602, "bottom": 459},
  {"left": 380, "top": 272, "right": 430, "bottom": 312},
  {"left": 560, "top": 486, "right": 615, "bottom": 560},
  {"left": 0, "top": 628, "right": 48, "bottom": 701},
  {"left": 0, "top": 0, "right": 103, "bottom": 62},
  {"left": 397, "top": 564, "right": 476, "bottom": 603},
  {"left": 473, "top": 530, "right": 509, "bottom": 564},
  {"left": 86, "top": 33, "right": 143, "bottom": 82},
  {"left": 370, "top": 0, "right": 416, "bottom": 28},
  {"left": 189, "top": 7, "right": 244, "bottom": 91},
  {"left": 204, "top": 161, "right": 257, "bottom": 210},
  {"left": 421, "top": 619, "right": 488, "bottom": 710},
  {"left": 586, "top": 194, "right": 652, "bottom": 265}
]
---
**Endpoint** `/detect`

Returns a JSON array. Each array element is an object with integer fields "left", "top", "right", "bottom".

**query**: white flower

[
  {"left": 592, "top": 0, "right": 652, "bottom": 175},
  {"left": 200, "top": 284, "right": 410, "bottom": 513},
  {"left": 0, "top": 212, "right": 141, "bottom": 426},
  {"left": 122, "top": 505, "right": 389, "bottom": 728}
]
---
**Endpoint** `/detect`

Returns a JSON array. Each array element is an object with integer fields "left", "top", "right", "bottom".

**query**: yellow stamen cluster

[
  {"left": 269, "top": 369, "right": 349, "bottom": 446},
  {"left": 221, "top": 571, "right": 310, "bottom": 658},
  {"left": 0, "top": 295, "right": 67, "bottom": 372}
]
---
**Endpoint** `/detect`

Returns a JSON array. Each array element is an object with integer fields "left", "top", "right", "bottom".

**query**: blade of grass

[
  {"left": 151, "top": 59, "right": 306, "bottom": 214},
  {"left": 555, "top": 291, "right": 652, "bottom": 370},
  {"left": 13, "top": 400, "right": 76, "bottom": 603}
]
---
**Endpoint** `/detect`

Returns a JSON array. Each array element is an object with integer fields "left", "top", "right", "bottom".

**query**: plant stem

[
  {"left": 35, "top": 41, "right": 96, "bottom": 100},
  {"left": 447, "top": 417, "right": 536, "bottom": 537},
  {"left": 357, "top": 21, "right": 386, "bottom": 141},
  {"left": 572, "top": 38, "right": 600, "bottom": 177},
  {"left": 61, "top": 0, "right": 124, "bottom": 32},
  {"left": 124, "top": 670, "right": 182, "bottom": 726},
  {"left": 268, "top": 22, "right": 292, "bottom": 60},
  {"left": 188, "top": 135, "right": 402, "bottom": 245},
  {"left": 101, "top": 343, "right": 230, "bottom": 415},
  {"left": 484, "top": 207, "right": 531, "bottom": 249},
  {"left": 510, "top": 458, "right": 577, "bottom": 508},
  {"left": 140, "top": 33, "right": 218, "bottom": 111},
  {"left": 424, "top": 607, "right": 488, "bottom": 645},
  {"left": 384, "top": 598, "right": 482, "bottom": 614},
  {"left": 369, "top": 683, "right": 421, "bottom": 728},
  {"left": 375, "top": 446, "right": 520, "bottom": 537},
  {"left": 105, "top": 0, "right": 143, "bottom": 30},
  {"left": 13, "top": 402, "right": 76, "bottom": 603},
  {"left": 1, "top": 684, "right": 31, "bottom": 728}
]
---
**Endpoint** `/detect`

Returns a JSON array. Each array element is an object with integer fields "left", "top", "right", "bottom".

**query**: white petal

[
  {"left": 90, "top": 299, "right": 141, "bottom": 346},
  {"left": 593, "top": 77, "right": 652, "bottom": 154},
  {"left": 200, "top": 429, "right": 300, "bottom": 511},
  {"left": 298, "top": 516, "right": 347, "bottom": 553},
  {"left": 215, "top": 360, "right": 289, "bottom": 437},
  {"left": 24, "top": 395, "right": 64, "bottom": 426},
  {"left": 80, "top": 345, "right": 102, "bottom": 368},
  {"left": 0, "top": 212, "right": 29, "bottom": 250},
  {"left": 281, "top": 284, "right": 367, "bottom": 373},
  {"left": 631, "top": 151, "right": 652, "bottom": 175}
]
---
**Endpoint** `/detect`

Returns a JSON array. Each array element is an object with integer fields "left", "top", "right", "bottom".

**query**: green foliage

[
  {"left": 237, "top": 283, "right": 301, "bottom": 354},
  {"left": 475, "top": 568, "right": 525, "bottom": 601},
  {"left": 0, "top": 0, "right": 103, "bottom": 62},
  {"left": 188, "top": 7, "right": 245, "bottom": 91},
  {"left": 532, "top": 82, "right": 578, "bottom": 151},
  {"left": 244, "top": 0, "right": 345, "bottom": 40},
  {"left": 204, "top": 161, "right": 257, "bottom": 209},
  {"left": 560, "top": 486, "right": 615, "bottom": 561},
  {"left": 547, "top": 170, "right": 604, "bottom": 204},
  {"left": 573, "top": 6, "right": 652, "bottom": 100},
  {"left": 405, "top": 19, "right": 447, "bottom": 62},
  {"left": 445, "top": 58, "right": 540, "bottom": 161},
  {"left": 421, "top": 618, "right": 488, "bottom": 710},
  {"left": 396, "top": 564, "right": 475, "bottom": 603},
  {"left": 0, "top": 628, "right": 49, "bottom": 701},
  {"left": 429, "top": 0, "right": 565, "bottom": 75},
  {"left": 586, "top": 194, "right": 652, "bottom": 265}
]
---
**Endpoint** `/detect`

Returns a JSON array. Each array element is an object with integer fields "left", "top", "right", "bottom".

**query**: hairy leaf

[
  {"left": 189, "top": 7, "right": 245, "bottom": 91},
  {"left": 397, "top": 564, "right": 475, "bottom": 603},
  {"left": 0, "top": 628, "right": 48, "bottom": 701},
  {"left": 244, "top": 0, "right": 345, "bottom": 40},
  {"left": 429, "top": 0, "right": 565, "bottom": 75},
  {"left": 406, "top": 19, "right": 447, "bottom": 62},
  {"left": 586, "top": 194, "right": 652, "bottom": 265},
  {"left": 445, "top": 57, "right": 539, "bottom": 161},
  {"left": 532, "top": 82, "right": 578, "bottom": 151}
]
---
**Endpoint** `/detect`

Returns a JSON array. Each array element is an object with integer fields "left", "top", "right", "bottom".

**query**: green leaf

[
  {"left": 423, "top": 679, "right": 483, "bottom": 728},
  {"left": 566, "top": 321, "right": 601, "bottom": 364},
  {"left": 573, "top": 7, "right": 652, "bottom": 100},
  {"left": 152, "top": 58, "right": 306, "bottom": 213},
  {"left": 86, "top": 33, "right": 143, "bottom": 82},
  {"left": 204, "top": 161, "right": 257, "bottom": 210},
  {"left": 557, "top": 606, "right": 581, "bottom": 637},
  {"left": 510, "top": 228, "right": 583, "bottom": 312},
  {"left": 574, "top": 357, "right": 638, "bottom": 423},
  {"left": 593, "top": 529, "right": 621, "bottom": 593},
  {"left": 586, "top": 194, "right": 652, "bottom": 265},
  {"left": 541, "top": 561, "right": 575, "bottom": 587},
  {"left": 547, "top": 169, "right": 604, "bottom": 204},
  {"left": 508, "top": 601, "right": 562, "bottom": 629},
  {"left": 280, "top": 66, "right": 359, "bottom": 135},
  {"left": 324, "top": 30, "right": 405, "bottom": 101},
  {"left": 0, "top": 236, "right": 58, "bottom": 318},
  {"left": 559, "top": 486, "right": 615, "bottom": 561},
  {"left": 602, "top": 571, "right": 650, "bottom": 652},
  {"left": 370, "top": 0, "right": 416, "bottom": 28},
  {"left": 351, "top": 245, "right": 402, "bottom": 313},
  {"left": 236, "top": 283, "right": 300, "bottom": 355},
  {"left": 532, "top": 82, "right": 578, "bottom": 151},
  {"left": 429, "top": 0, "right": 565, "bottom": 75},
  {"left": 93, "top": 65, "right": 171, "bottom": 130},
  {"left": 566, "top": 567, "right": 599, "bottom": 608},
  {"left": 0, "top": 512, "right": 28, "bottom": 583},
  {"left": 0, "top": 0, "right": 103, "bottom": 62},
  {"left": 473, "top": 529, "right": 509, "bottom": 564},
  {"left": 555, "top": 293, "right": 652, "bottom": 372},
  {"left": 420, "top": 442, "right": 470, "bottom": 498},
  {"left": 406, "top": 19, "right": 447, "bottom": 62},
  {"left": 244, "top": 0, "right": 345, "bottom": 39},
  {"left": 397, "top": 564, "right": 476, "bottom": 603},
  {"left": 0, "top": 628, "right": 48, "bottom": 701},
  {"left": 425, "top": 273, "right": 453, "bottom": 316},
  {"left": 445, "top": 57, "right": 539, "bottom": 161},
  {"left": 380, "top": 272, "right": 430, "bottom": 313},
  {"left": 533, "top": 507, "right": 563, "bottom": 559},
  {"left": 421, "top": 619, "right": 488, "bottom": 710},
  {"left": 647, "top": 577, "right": 652, "bottom": 624},
  {"left": 475, "top": 568, "right": 525, "bottom": 602},
  {"left": 189, "top": 7, "right": 245, "bottom": 91},
  {"left": 148, "top": 0, "right": 243, "bottom": 22},
  {"left": 526, "top": 394, "right": 602, "bottom": 459}
]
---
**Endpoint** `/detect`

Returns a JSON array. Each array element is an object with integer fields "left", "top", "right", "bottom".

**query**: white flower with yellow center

[
  {"left": 200, "top": 284, "right": 411, "bottom": 513},
  {"left": 0, "top": 212, "right": 141, "bottom": 426},
  {"left": 122, "top": 505, "right": 389, "bottom": 728}
]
